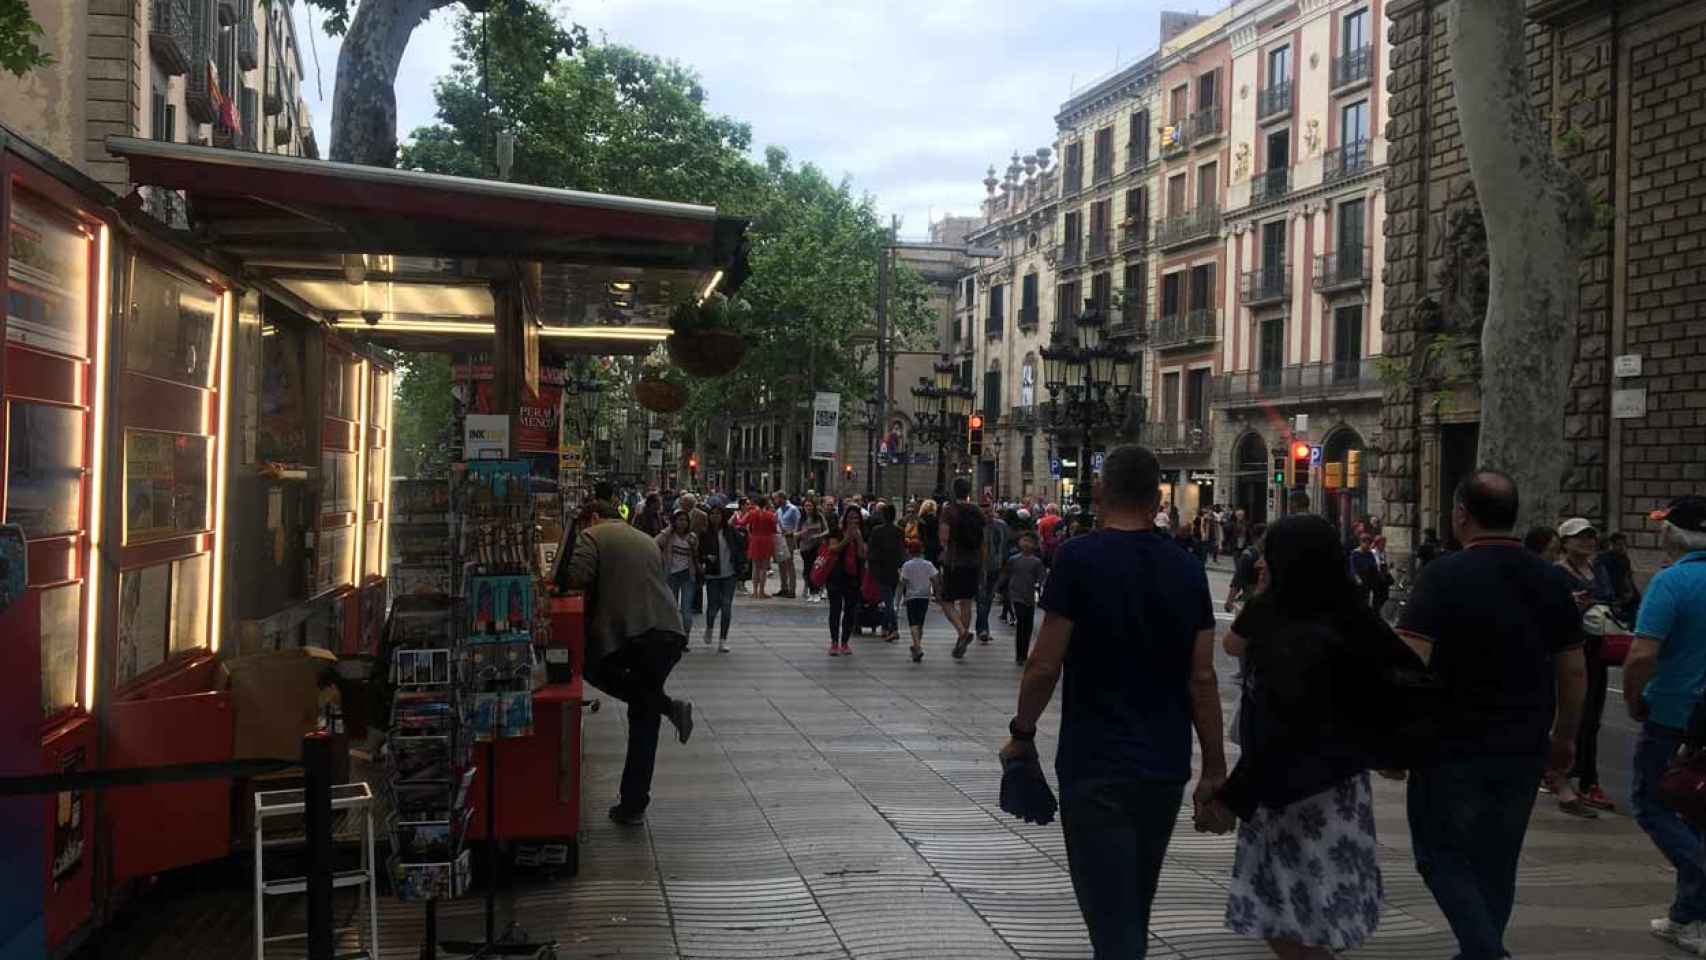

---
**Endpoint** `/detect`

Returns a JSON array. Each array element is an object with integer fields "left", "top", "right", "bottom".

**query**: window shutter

[{"left": 984, "top": 369, "right": 1002, "bottom": 417}]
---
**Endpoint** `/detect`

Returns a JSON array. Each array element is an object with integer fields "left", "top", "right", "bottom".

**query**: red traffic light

[
  {"left": 844, "top": 463, "right": 854, "bottom": 475},
  {"left": 969, "top": 414, "right": 985, "bottom": 430},
  {"left": 1292, "top": 441, "right": 1311, "bottom": 461},
  {"left": 689, "top": 455, "right": 700, "bottom": 469}
]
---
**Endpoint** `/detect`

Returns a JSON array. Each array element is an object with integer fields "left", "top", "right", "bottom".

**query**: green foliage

[
  {"left": 392, "top": 352, "right": 455, "bottom": 478},
  {"left": 400, "top": 0, "right": 930, "bottom": 443},
  {"left": 400, "top": 5, "right": 753, "bottom": 204},
  {"left": 0, "top": 0, "right": 52, "bottom": 76}
]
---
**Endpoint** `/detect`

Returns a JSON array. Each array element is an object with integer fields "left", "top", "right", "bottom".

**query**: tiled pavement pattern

[{"left": 90, "top": 590, "right": 1684, "bottom": 959}]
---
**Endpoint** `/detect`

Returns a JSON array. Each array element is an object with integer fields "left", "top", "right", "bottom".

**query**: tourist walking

[
  {"left": 1553, "top": 517, "right": 1614, "bottom": 817},
  {"left": 898, "top": 540, "right": 939, "bottom": 663},
  {"left": 866, "top": 502, "right": 905, "bottom": 642},
  {"left": 775, "top": 492, "right": 801, "bottom": 598},
  {"left": 742, "top": 497, "right": 779, "bottom": 599},
  {"left": 939, "top": 480, "right": 985, "bottom": 658},
  {"left": 918, "top": 498, "right": 942, "bottom": 566},
  {"left": 633, "top": 492, "right": 666, "bottom": 537},
  {"left": 999, "top": 445, "right": 1230, "bottom": 959},
  {"left": 1225, "top": 523, "right": 1267, "bottom": 614},
  {"left": 561, "top": 500, "right": 694, "bottom": 825},
  {"left": 821, "top": 506, "right": 868, "bottom": 656},
  {"left": 695, "top": 505, "right": 746, "bottom": 652},
  {"left": 1395, "top": 470, "right": 1587, "bottom": 960},
  {"left": 1623, "top": 495, "right": 1706, "bottom": 953},
  {"left": 1007, "top": 532, "right": 1044, "bottom": 664},
  {"left": 798, "top": 497, "right": 828, "bottom": 603},
  {"left": 1212, "top": 515, "right": 1424, "bottom": 958},
  {"left": 974, "top": 501, "right": 1011, "bottom": 646},
  {"left": 655, "top": 510, "right": 699, "bottom": 638}
]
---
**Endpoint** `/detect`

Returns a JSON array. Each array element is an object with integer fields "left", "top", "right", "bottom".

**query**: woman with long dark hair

[
  {"left": 798, "top": 497, "right": 828, "bottom": 603},
  {"left": 820, "top": 506, "right": 868, "bottom": 656},
  {"left": 1210, "top": 515, "right": 1424, "bottom": 959},
  {"left": 917, "top": 499, "right": 941, "bottom": 567},
  {"left": 695, "top": 505, "right": 746, "bottom": 653}
]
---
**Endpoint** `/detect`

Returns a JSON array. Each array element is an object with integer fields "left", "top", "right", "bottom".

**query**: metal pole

[
  {"left": 302, "top": 731, "right": 334, "bottom": 960},
  {"left": 876, "top": 215, "right": 895, "bottom": 500}
]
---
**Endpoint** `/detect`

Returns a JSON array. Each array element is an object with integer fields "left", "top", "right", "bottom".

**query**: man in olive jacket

[{"left": 563, "top": 499, "right": 694, "bottom": 826}]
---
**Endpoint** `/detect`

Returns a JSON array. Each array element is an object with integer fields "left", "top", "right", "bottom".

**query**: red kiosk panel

[{"left": 105, "top": 689, "right": 234, "bottom": 881}]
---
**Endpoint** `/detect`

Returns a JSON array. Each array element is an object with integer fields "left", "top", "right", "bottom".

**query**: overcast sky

[{"left": 295, "top": 0, "right": 1176, "bottom": 240}]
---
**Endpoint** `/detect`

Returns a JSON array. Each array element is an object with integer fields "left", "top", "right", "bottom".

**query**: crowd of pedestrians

[{"left": 568, "top": 471, "right": 1706, "bottom": 960}]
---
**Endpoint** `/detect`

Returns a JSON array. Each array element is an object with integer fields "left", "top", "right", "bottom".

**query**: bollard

[{"left": 302, "top": 731, "right": 334, "bottom": 960}]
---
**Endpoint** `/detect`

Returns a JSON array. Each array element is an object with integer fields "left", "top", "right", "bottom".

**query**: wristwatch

[{"left": 1008, "top": 717, "right": 1036, "bottom": 741}]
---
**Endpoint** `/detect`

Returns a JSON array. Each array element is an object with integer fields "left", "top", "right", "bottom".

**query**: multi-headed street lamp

[
  {"left": 1041, "top": 299, "right": 1143, "bottom": 521},
  {"left": 911, "top": 356, "right": 977, "bottom": 496}
]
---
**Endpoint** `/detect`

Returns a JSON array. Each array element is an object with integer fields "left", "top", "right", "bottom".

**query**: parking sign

[{"left": 1309, "top": 444, "right": 1324, "bottom": 467}]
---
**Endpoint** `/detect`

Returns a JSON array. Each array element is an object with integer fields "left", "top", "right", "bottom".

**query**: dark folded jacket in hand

[{"left": 1000, "top": 752, "right": 1058, "bottom": 826}]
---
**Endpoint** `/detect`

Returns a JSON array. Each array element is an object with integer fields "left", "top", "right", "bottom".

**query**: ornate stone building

[
  {"left": 1215, "top": 0, "right": 1390, "bottom": 530},
  {"left": 1378, "top": 0, "right": 1706, "bottom": 575}
]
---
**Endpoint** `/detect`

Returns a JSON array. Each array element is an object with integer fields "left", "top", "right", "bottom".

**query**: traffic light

[
  {"left": 688, "top": 454, "right": 699, "bottom": 480},
  {"left": 844, "top": 463, "right": 854, "bottom": 479},
  {"left": 968, "top": 414, "right": 985, "bottom": 457},
  {"left": 1272, "top": 453, "right": 1286, "bottom": 487},
  {"left": 1286, "top": 441, "right": 1311, "bottom": 487}
]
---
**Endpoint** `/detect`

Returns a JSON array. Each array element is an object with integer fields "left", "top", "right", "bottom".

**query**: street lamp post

[
  {"left": 860, "top": 397, "right": 879, "bottom": 498},
  {"left": 1041, "top": 298, "right": 1142, "bottom": 524},
  {"left": 991, "top": 431, "right": 1006, "bottom": 502},
  {"left": 910, "top": 357, "right": 975, "bottom": 498}
]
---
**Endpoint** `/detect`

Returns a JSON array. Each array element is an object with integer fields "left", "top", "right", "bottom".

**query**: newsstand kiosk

[{"left": 1, "top": 122, "right": 749, "bottom": 958}]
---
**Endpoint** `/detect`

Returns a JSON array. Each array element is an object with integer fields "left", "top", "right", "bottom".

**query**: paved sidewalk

[{"left": 89, "top": 594, "right": 1685, "bottom": 959}]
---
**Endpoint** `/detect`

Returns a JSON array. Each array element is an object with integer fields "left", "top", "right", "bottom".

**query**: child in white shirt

[{"left": 897, "top": 539, "right": 940, "bottom": 663}]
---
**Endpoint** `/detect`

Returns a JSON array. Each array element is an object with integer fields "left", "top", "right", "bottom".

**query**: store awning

[{"left": 106, "top": 136, "right": 750, "bottom": 355}]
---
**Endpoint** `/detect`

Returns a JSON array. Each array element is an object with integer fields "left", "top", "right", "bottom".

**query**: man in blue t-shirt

[
  {"left": 1625, "top": 495, "right": 1706, "bottom": 951},
  {"left": 1000, "top": 445, "right": 1229, "bottom": 959},
  {"left": 1396, "top": 470, "right": 1586, "bottom": 960}
]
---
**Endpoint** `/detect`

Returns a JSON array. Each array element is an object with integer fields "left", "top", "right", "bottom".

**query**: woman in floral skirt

[{"left": 1206, "top": 514, "right": 1426, "bottom": 959}]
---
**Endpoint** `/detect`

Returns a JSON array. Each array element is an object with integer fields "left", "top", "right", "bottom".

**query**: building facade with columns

[
  {"left": 1150, "top": 10, "right": 1235, "bottom": 516},
  {"left": 1214, "top": 0, "right": 1390, "bottom": 532}
]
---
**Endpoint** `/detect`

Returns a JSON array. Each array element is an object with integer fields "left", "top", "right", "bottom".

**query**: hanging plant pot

[
  {"left": 635, "top": 377, "right": 687, "bottom": 413},
  {"left": 667, "top": 329, "right": 747, "bottom": 378}
]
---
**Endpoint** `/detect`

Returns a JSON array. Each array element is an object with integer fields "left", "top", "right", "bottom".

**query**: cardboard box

[{"left": 226, "top": 646, "right": 338, "bottom": 761}]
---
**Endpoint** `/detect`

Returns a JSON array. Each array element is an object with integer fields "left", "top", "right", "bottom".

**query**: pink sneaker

[
  {"left": 839, "top": 643, "right": 853, "bottom": 656},
  {"left": 828, "top": 644, "right": 840, "bottom": 657}
]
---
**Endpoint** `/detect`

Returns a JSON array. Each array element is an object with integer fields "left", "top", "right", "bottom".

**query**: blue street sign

[
  {"left": 1049, "top": 457, "right": 1062, "bottom": 478},
  {"left": 1309, "top": 444, "right": 1324, "bottom": 467},
  {"left": 1091, "top": 452, "right": 1105, "bottom": 475}
]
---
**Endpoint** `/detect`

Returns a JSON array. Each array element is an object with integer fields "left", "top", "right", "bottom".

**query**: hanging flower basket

[
  {"left": 667, "top": 328, "right": 747, "bottom": 378},
  {"left": 635, "top": 377, "right": 687, "bottom": 413}
]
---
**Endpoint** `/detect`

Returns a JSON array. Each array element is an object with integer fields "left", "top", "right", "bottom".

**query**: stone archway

[{"left": 1322, "top": 425, "right": 1367, "bottom": 542}]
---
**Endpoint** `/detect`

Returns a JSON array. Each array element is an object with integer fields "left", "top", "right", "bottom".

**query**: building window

[
  {"left": 1259, "top": 317, "right": 1285, "bottom": 387},
  {"left": 1186, "top": 369, "right": 1208, "bottom": 423},
  {"left": 987, "top": 283, "right": 1005, "bottom": 339},
  {"left": 1094, "top": 125, "right": 1115, "bottom": 181},
  {"left": 1343, "top": 9, "right": 1369, "bottom": 55},
  {"left": 1342, "top": 99, "right": 1370, "bottom": 145},
  {"left": 983, "top": 366, "right": 1002, "bottom": 417},
  {"left": 1162, "top": 371, "right": 1180, "bottom": 424},
  {"left": 1338, "top": 198, "right": 1366, "bottom": 253},
  {"left": 1188, "top": 264, "right": 1214, "bottom": 314},
  {"left": 1161, "top": 272, "right": 1182, "bottom": 319},
  {"left": 1168, "top": 174, "right": 1188, "bottom": 215},
  {"left": 1262, "top": 219, "right": 1286, "bottom": 270},
  {"left": 1268, "top": 45, "right": 1291, "bottom": 86},
  {"left": 1056, "top": 280, "right": 1081, "bottom": 326},
  {"left": 1091, "top": 272, "right": 1112, "bottom": 314},
  {"left": 151, "top": 86, "right": 175, "bottom": 142},
  {"left": 1198, "top": 70, "right": 1218, "bottom": 111},
  {"left": 1197, "top": 162, "right": 1218, "bottom": 208},
  {"left": 1170, "top": 85, "right": 1188, "bottom": 121},
  {"left": 1333, "top": 305, "right": 1364, "bottom": 380},
  {"left": 963, "top": 276, "right": 975, "bottom": 304},
  {"left": 1020, "top": 273, "right": 1038, "bottom": 328}
]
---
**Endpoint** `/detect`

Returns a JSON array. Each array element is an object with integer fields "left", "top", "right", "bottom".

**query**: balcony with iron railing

[
  {"left": 1151, "top": 308, "right": 1219, "bottom": 349},
  {"left": 1323, "top": 139, "right": 1372, "bottom": 185},
  {"left": 144, "top": 187, "right": 187, "bottom": 230},
  {"left": 1093, "top": 156, "right": 1115, "bottom": 185},
  {"left": 1111, "top": 299, "right": 1147, "bottom": 338},
  {"left": 1120, "top": 218, "right": 1149, "bottom": 252},
  {"left": 1155, "top": 204, "right": 1221, "bottom": 249},
  {"left": 1088, "top": 230, "right": 1114, "bottom": 260},
  {"left": 1018, "top": 304, "right": 1039, "bottom": 331},
  {"left": 986, "top": 310, "right": 1003, "bottom": 340},
  {"left": 1161, "top": 120, "right": 1189, "bottom": 157},
  {"left": 1214, "top": 358, "right": 1382, "bottom": 407},
  {"left": 1313, "top": 246, "right": 1373, "bottom": 292},
  {"left": 1010, "top": 406, "right": 1039, "bottom": 431},
  {"left": 1257, "top": 80, "right": 1293, "bottom": 122},
  {"left": 149, "top": 0, "right": 192, "bottom": 76},
  {"left": 1126, "top": 137, "right": 1151, "bottom": 171},
  {"left": 1062, "top": 163, "right": 1084, "bottom": 196},
  {"left": 1189, "top": 107, "right": 1223, "bottom": 146},
  {"left": 1150, "top": 420, "right": 1212, "bottom": 454},
  {"left": 1249, "top": 166, "right": 1291, "bottom": 205},
  {"left": 1240, "top": 264, "right": 1291, "bottom": 306},
  {"left": 1058, "top": 237, "right": 1084, "bottom": 268},
  {"left": 1332, "top": 44, "right": 1374, "bottom": 91},
  {"left": 264, "top": 62, "right": 284, "bottom": 115}
]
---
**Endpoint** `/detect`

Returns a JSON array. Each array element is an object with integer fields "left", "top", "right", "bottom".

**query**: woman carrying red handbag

[{"left": 820, "top": 507, "right": 868, "bottom": 657}]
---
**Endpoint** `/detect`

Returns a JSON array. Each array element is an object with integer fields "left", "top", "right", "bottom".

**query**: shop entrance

[
  {"left": 1235, "top": 432, "right": 1269, "bottom": 525},
  {"left": 1322, "top": 426, "right": 1367, "bottom": 543}
]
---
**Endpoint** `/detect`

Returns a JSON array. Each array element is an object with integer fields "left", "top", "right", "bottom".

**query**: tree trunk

[
  {"left": 328, "top": 0, "right": 456, "bottom": 166},
  {"left": 1449, "top": 0, "right": 1592, "bottom": 528}
]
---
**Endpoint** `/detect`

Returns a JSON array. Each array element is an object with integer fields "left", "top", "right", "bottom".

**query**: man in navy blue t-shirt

[{"left": 1001, "top": 445, "right": 1230, "bottom": 959}]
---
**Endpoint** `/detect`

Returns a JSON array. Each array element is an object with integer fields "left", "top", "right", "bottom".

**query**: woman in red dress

[{"left": 745, "top": 500, "right": 779, "bottom": 599}]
